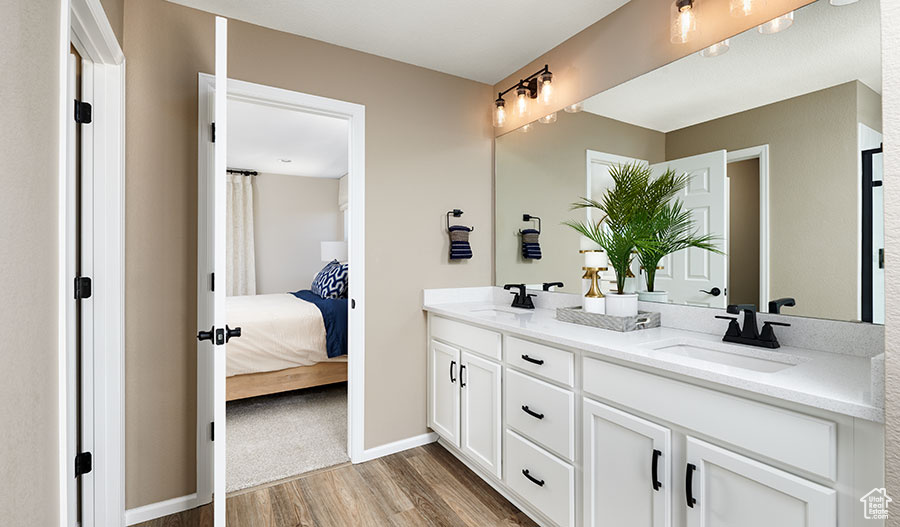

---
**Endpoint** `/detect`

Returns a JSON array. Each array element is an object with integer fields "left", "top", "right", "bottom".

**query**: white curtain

[{"left": 226, "top": 173, "right": 257, "bottom": 296}]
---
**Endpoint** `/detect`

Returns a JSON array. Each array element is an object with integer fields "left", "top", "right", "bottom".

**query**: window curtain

[{"left": 226, "top": 173, "right": 257, "bottom": 296}]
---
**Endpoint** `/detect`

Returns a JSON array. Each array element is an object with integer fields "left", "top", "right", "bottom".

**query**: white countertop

[{"left": 424, "top": 299, "right": 883, "bottom": 423}]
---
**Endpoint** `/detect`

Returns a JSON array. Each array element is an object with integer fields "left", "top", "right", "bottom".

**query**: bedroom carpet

[{"left": 226, "top": 382, "right": 348, "bottom": 493}]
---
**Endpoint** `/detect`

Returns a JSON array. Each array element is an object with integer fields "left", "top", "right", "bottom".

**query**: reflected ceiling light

[
  {"left": 730, "top": 0, "right": 766, "bottom": 17},
  {"left": 830, "top": 0, "right": 859, "bottom": 4},
  {"left": 491, "top": 64, "right": 555, "bottom": 128},
  {"left": 564, "top": 102, "right": 584, "bottom": 113},
  {"left": 539, "top": 112, "right": 557, "bottom": 124},
  {"left": 699, "top": 39, "right": 730, "bottom": 57},
  {"left": 670, "top": 0, "right": 698, "bottom": 44},
  {"left": 758, "top": 11, "right": 793, "bottom": 34}
]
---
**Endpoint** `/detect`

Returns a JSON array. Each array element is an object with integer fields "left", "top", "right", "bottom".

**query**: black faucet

[
  {"left": 503, "top": 284, "right": 536, "bottom": 309},
  {"left": 542, "top": 282, "right": 564, "bottom": 291},
  {"left": 768, "top": 297, "right": 796, "bottom": 314},
  {"left": 715, "top": 304, "right": 791, "bottom": 349}
]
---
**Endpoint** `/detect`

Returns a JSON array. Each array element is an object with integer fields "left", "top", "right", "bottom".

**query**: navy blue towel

[
  {"left": 449, "top": 225, "right": 473, "bottom": 260},
  {"left": 521, "top": 229, "right": 542, "bottom": 260},
  {"left": 291, "top": 290, "right": 348, "bottom": 358}
]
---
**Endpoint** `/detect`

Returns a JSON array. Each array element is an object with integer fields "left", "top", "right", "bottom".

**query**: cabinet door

[
  {"left": 429, "top": 339, "right": 460, "bottom": 447},
  {"left": 685, "top": 437, "right": 836, "bottom": 527},
  {"left": 583, "top": 398, "right": 671, "bottom": 527},
  {"left": 460, "top": 351, "right": 502, "bottom": 478}
]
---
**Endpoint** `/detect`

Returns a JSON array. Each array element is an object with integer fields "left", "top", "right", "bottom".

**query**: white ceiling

[
  {"left": 227, "top": 98, "right": 348, "bottom": 178},
  {"left": 582, "top": 0, "right": 881, "bottom": 133},
  {"left": 167, "top": 0, "right": 630, "bottom": 84}
]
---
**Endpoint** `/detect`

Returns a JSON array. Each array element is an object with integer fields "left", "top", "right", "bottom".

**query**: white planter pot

[
  {"left": 638, "top": 291, "right": 668, "bottom": 304},
  {"left": 605, "top": 293, "right": 639, "bottom": 317},
  {"left": 583, "top": 296, "right": 606, "bottom": 314}
]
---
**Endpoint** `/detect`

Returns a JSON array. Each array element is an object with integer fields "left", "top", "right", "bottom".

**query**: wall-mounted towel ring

[
  {"left": 446, "top": 209, "right": 474, "bottom": 232},
  {"left": 519, "top": 214, "right": 541, "bottom": 234},
  {"left": 447, "top": 209, "right": 474, "bottom": 260}
]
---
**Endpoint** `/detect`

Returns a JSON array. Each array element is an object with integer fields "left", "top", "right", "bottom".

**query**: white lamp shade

[{"left": 321, "top": 241, "right": 348, "bottom": 262}]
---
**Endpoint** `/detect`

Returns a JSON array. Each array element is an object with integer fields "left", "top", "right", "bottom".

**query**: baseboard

[
  {"left": 125, "top": 493, "right": 199, "bottom": 526},
  {"left": 358, "top": 431, "right": 438, "bottom": 462}
]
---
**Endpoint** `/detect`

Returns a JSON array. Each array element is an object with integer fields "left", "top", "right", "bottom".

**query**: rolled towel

[
  {"left": 449, "top": 225, "right": 473, "bottom": 260},
  {"left": 521, "top": 229, "right": 542, "bottom": 260}
]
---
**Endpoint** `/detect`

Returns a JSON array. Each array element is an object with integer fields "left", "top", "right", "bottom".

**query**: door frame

[
  {"left": 59, "top": 0, "right": 126, "bottom": 526},
  {"left": 195, "top": 75, "right": 367, "bottom": 506},
  {"left": 726, "top": 145, "right": 770, "bottom": 312}
]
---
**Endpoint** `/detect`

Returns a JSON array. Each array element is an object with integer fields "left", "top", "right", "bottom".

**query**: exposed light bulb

[
  {"left": 670, "top": 0, "right": 697, "bottom": 44},
  {"left": 758, "top": 11, "right": 793, "bottom": 34},
  {"left": 699, "top": 38, "right": 730, "bottom": 58},
  {"left": 538, "top": 71, "right": 554, "bottom": 106},
  {"left": 493, "top": 97, "right": 507, "bottom": 128},
  {"left": 730, "top": 0, "right": 766, "bottom": 17},
  {"left": 564, "top": 102, "right": 584, "bottom": 113},
  {"left": 539, "top": 112, "right": 557, "bottom": 124},
  {"left": 515, "top": 85, "right": 530, "bottom": 119}
]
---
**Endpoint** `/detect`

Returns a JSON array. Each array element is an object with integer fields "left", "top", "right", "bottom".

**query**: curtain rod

[{"left": 227, "top": 169, "right": 258, "bottom": 176}]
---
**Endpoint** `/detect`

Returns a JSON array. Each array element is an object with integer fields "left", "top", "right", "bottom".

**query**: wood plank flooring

[{"left": 135, "top": 442, "right": 537, "bottom": 527}]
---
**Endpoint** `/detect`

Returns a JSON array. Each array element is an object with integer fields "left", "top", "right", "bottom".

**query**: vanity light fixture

[
  {"left": 699, "top": 38, "right": 730, "bottom": 57},
  {"left": 730, "top": 0, "right": 766, "bottom": 17},
  {"left": 758, "top": 11, "right": 793, "bottom": 33},
  {"left": 539, "top": 112, "right": 557, "bottom": 124},
  {"left": 491, "top": 64, "right": 554, "bottom": 127},
  {"left": 521, "top": 122, "right": 534, "bottom": 133},
  {"left": 564, "top": 102, "right": 584, "bottom": 113},
  {"left": 670, "top": 0, "right": 698, "bottom": 44}
]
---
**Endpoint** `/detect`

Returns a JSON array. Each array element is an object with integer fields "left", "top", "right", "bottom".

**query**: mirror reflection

[{"left": 495, "top": 0, "right": 882, "bottom": 323}]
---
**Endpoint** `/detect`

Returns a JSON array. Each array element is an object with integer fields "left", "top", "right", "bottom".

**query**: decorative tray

[{"left": 556, "top": 307, "right": 661, "bottom": 332}]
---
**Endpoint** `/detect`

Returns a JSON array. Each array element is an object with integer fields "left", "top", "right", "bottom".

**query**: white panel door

[
  {"left": 685, "top": 437, "right": 836, "bottom": 527},
  {"left": 583, "top": 398, "right": 671, "bottom": 527},
  {"left": 460, "top": 351, "right": 502, "bottom": 478},
  {"left": 650, "top": 151, "right": 728, "bottom": 308},
  {"left": 429, "top": 339, "right": 460, "bottom": 447}
]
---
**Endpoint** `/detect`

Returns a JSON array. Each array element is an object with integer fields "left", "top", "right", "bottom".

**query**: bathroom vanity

[{"left": 424, "top": 288, "right": 884, "bottom": 527}]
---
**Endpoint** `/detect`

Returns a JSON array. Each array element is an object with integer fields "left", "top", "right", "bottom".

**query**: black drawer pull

[
  {"left": 652, "top": 449, "right": 662, "bottom": 491},
  {"left": 685, "top": 463, "right": 697, "bottom": 508},
  {"left": 460, "top": 364, "right": 467, "bottom": 387},
  {"left": 449, "top": 360, "right": 456, "bottom": 383},
  {"left": 522, "top": 469, "right": 545, "bottom": 487},
  {"left": 521, "top": 354, "right": 544, "bottom": 365},
  {"left": 521, "top": 405, "right": 544, "bottom": 420}
]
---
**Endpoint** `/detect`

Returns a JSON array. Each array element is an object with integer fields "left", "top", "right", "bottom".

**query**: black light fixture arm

[{"left": 497, "top": 64, "right": 551, "bottom": 101}]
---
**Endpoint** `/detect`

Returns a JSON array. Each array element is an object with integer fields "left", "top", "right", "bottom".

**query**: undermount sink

[
  {"left": 643, "top": 338, "right": 803, "bottom": 373},
  {"left": 469, "top": 306, "right": 534, "bottom": 318}
]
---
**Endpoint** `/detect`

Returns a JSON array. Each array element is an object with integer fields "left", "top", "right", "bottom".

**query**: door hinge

[
  {"left": 211, "top": 122, "right": 216, "bottom": 143},
  {"left": 74, "top": 100, "right": 92, "bottom": 124},
  {"left": 75, "top": 452, "right": 92, "bottom": 477},
  {"left": 211, "top": 272, "right": 215, "bottom": 292},
  {"left": 75, "top": 276, "right": 92, "bottom": 299},
  {"left": 211, "top": 422, "right": 215, "bottom": 441}
]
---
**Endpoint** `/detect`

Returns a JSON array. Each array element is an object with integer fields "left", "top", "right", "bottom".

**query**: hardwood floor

[{"left": 135, "top": 442, "right": 537, "bottom": 527}]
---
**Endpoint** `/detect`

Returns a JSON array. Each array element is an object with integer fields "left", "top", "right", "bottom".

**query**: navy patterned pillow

[{"left": 311, "top": 260, "right": 348, "bottom": 299}]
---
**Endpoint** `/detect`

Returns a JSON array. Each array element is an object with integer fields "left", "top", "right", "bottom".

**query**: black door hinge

[
  {"left": 74, "top": 100, "right": 92, "bottom": 124},
  {"left": 211, "top": 272, "right": 215, "bottom": 292},
  {"left": 75, "top": 452, "right": 92, "bottom": 477},
  {"left": 211, "top": 422, "right": 215, "bottom": 441},
  {"left": 75, "top": 276, "right": 92, "bottom": 299},
  {"left": 211, "top": 122, "right": 216, "bottom": 143}
]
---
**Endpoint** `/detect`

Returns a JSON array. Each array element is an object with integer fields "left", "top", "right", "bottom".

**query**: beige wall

[
  {"left": 123, "top": 0, "right": 492, "bottom": 508},
  {"left": 495, "top": 110, "right": 664, "bottom": 293},
  {"left": 99, "top": 0, "right": 124, "bottom": 46},
  {"left": 0, "top": 0, "right": 61, "bottom": 525},
  {"left": 883, "top": 0, "right": 900, "bottom": 519},
  {"left": 666, "top": 82, "right": 866, "bottom": 321},
  {"left": 491, "top": 0, "right": 815, "bottom": 134},
  {"left": 253, "top": 174, "right": 342, "bottom": 295},
  {"left": 727, "top": 158, "right": 760, "bottom": 307}
]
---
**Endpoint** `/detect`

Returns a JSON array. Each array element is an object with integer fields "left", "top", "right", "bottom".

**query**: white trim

[
  {"left": 70, "top": 0, "right": 124, "bottom": 65},
  {"left": 124, "top": 494, "right": 199, "bottom": 526},
  {"left": 727, "top": 145, "right": 770, "bottom": 312},
  {"left": 358, "top": 432, "right": 439, "bottom": 463},
  {"left": 196, "top": 74, "right": 367, "bottom": 521}
]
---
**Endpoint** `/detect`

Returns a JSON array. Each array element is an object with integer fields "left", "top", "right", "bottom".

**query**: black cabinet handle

[
  {"left": 685, "top": 463, "right": 697, "bottom": 508},
  {"left": 225, "top": 325, "right": 242, "bottom": 343},
  {"left": 521, "top": 354, "right": 544, "bottom": 365},
  {"left": 521, "top": 405, "right": 544, "bottom": 420},
  {"left": 522, "top": 469, "right": 545, "bottom": 487},
  {"left": 460, "top": 364, "right": 467, "bottom": 387},
  {"left": 652, "top": 449, "right": 662, "bottom": 491},
  {"left": 449, "top": 360, "right": 456, "bottom": 383}
]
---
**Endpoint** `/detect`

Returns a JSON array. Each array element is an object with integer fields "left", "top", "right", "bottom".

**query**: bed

[{"left": 225, "top": 291, "right": 348, "bottom": 401}]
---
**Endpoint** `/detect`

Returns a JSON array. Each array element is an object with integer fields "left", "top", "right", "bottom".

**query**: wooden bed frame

[{"left": 226, "top": 361, "right": 348, "bottom": 401}]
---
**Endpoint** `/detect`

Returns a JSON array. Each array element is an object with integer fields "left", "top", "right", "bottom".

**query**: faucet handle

[
  {"left": 759, "top": 321, "right": 789, "bottom": 347},
  {"left": 715, "top": 315, "right": 741, "bottom": 337},
  {"left": 763, "top": 321, "right": 791, "bottom": 327}
]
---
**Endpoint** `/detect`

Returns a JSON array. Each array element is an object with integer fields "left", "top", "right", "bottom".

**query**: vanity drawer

[
  {"left": 505, "top": 369, "right": 575, "bottom": 460},
  {"left": 583, "top": 357, "right": 837, "bottom": 480},
  {"left": 430, "top": 316, "right": 501, "bottom": 361},
  {"left": 506, "top": 336, "right": 574, "bottom": 387},
  {"left": 505, "top": 429, "right": 574, "bottom": 527}
]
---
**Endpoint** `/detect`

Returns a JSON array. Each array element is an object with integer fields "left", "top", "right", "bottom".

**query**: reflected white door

[
  {"left": 650, "top": 151, "right": 728, "bottom": 308},
  {"left": 197, "top": 16, "right": 228, "bottom": 527}
]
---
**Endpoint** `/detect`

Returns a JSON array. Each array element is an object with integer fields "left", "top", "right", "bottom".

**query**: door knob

[
  {"left": 225, "top": 325, "right": 242, "bottom": 342},
  {"left": 700, "top": 287, "right": 721, "bottom": 297},
  {"left": 197, "top": 326, "right": 215, "bottom": 342}
]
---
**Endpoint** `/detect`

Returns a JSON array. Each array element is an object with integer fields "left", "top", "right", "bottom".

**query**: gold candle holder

[{"left": 582, "top": 266, "right": 609, "bottom": 298}]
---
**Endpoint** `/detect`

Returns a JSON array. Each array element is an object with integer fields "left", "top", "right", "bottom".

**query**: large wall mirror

[{"left": 495, "top": 0, "right": 882, "bottom": 323}]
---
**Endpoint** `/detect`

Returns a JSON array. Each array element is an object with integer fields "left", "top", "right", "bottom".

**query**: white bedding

[{"left": 225, "top": 294, "right": 346, "bottom": 377}]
